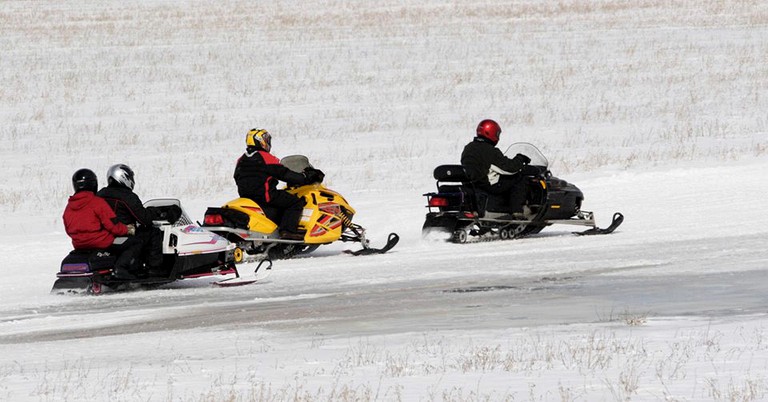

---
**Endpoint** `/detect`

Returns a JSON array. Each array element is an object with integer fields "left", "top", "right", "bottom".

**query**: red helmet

[{"left": 476, "top": 119, "right": 501, "bottom": 145}]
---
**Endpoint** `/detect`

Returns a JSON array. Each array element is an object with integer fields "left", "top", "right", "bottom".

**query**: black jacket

[
  {"left": 460, "top": 137, "right": 525, "bottom": 185},
  {"left": 97, "top": 184, "right": 159, "bottom": 227},
  {"left": 234, "top": 149, "right": 306, "bottom": 202}
]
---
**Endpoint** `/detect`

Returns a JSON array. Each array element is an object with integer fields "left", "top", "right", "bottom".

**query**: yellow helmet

[{"left": 246, "top": 128, "right": 271, "bottom": 152}]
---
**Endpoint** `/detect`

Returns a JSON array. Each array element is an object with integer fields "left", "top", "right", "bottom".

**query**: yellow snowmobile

[{"left": 202, "top": 155, "right": 399, "bottom": 265}]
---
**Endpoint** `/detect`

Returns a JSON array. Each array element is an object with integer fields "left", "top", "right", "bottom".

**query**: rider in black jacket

[
  {"left": 461, "top": 119, "right": 532, "bottom": 217},
  {"left": 234, "top": 128, "right": 324, "bottom": 240},
  {"left": 97, "top": 164, "right": 175, "bottom": 274}
]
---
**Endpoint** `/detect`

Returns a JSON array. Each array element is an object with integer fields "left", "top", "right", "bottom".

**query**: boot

[
  {"left": 112, "top": 268, "right": 137, "bottom": 280},
  {"left": 147, "top": 264, "right": 170, "bottom": 278}
]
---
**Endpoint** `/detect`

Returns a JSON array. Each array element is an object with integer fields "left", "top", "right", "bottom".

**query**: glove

[
  {"left": 165, "top": 204, "right": 183, "bottom": 223},
  {"left": 126, "top": 224, "right": 136, "bottom": 236},
  {"left": 303, "top": 167, "right": 325, "bottom": 184},
  {"left": 513, "top": 153, "right": 531, "bottom": 165}
]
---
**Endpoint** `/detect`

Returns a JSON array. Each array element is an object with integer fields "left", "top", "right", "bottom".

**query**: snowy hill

[{"left": 1, "top": 1, "right": 768, "bottom": 400}]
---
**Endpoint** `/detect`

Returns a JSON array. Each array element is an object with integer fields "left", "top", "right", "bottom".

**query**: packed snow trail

[
  {"left": 1, "top": 161, "right": 768, "bottom": 344},
  {"left": 2, "top": 229, "right": 768, "bottom": 343}
]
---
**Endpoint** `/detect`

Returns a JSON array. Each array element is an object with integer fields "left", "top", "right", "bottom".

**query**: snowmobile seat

[
  {"left": 428, "top": 165, "right": 488, "bottom": 214},
  {"left": 433, "top": 165, "right": 471, "bottom": 182},
  {"left": 433, "top": 165, "right": 477, "bottom": 204},
  {"left": 60, "top": 249, "right": 117, "bottom": 274},
  {"left": 204, "top": 205, "right": 283, "bottom": 230},
  {"left": 203, "top": 207, "right": 251, "bottom": 230}
]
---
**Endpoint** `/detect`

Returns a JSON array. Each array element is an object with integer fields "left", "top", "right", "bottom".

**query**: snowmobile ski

[
  {"left": 213, "top": 262, "right": 272, "bottom": 287},
  {"left": 212, "top": 276, "right": 261, "bottom": 287},
  {"left": 344, "top": 233, "right": 400, "bottom": 256},
  {"left": 575, "top": 212, "right": 624, "bottom": 236},
  {"left": 213, "top": 257, "right": 273, "bottom": 287}
]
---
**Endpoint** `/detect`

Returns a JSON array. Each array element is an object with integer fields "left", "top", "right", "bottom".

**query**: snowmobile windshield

[
  {"left": 281, "top": 155, "right": 314, "bottom": 174},
  {"left": 143, "top": 198, "right": 192, "bottom": 226},
  {"left": 503, "top": 143, "right": 548, "bottom": 168}
]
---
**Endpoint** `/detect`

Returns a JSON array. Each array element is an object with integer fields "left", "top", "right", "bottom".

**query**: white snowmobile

[{"left": 51, "top": 198, "right": 260, "bottom": 295}]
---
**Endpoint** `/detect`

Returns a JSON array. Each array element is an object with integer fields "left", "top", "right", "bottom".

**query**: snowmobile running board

[
  {"left": 575, "top": 212, "right": 624, "bottom": 236},
  {"left": 344, "top": 233, "right": 400, "bottom": 256},
  {"left": 450, "top": 211, "right": 622, "bottom": 243}
]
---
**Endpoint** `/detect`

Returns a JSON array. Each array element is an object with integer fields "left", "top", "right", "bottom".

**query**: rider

[
  {"left": 63, "top": 168, "right": 141, "bottom": 279},
  {"left": 97, "top": 164, "right": 179, "bottom": 275},
  {"left": 461, "top": 119, "right": 532, "bottom": 218},
  {"left": 234, "top": 128, "right": 324, "bottom": 240}
]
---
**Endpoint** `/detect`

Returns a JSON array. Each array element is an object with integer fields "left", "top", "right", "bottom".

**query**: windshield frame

[{"left": 503, "top": 142, "right": 548, "bottom": 168}]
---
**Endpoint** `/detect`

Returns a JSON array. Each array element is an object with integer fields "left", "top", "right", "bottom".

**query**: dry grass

[
  {"left": 2, "top": 0, "right": 767, "bottom": 217},
  {"left": 6, "top": 321, "right": 768, "bottom": 401}
]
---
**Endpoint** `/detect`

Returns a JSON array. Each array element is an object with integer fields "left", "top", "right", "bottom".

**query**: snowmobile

[
  {"left": 422, "top": 143, "right": 623, "bottom": 242},
  {"left": 202, "top": 155, "right": 399, "bottom": 262},
  {"left": 52, "top": 198, "right": 251, "bottom": 295}
]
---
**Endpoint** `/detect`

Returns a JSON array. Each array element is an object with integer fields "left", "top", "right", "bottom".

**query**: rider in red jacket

[
  {"left": 64, "top": 193, "right": 129, "bottom": 249},
  {"left": 63, "top": 169, "right": 140, "bottom": 279}
]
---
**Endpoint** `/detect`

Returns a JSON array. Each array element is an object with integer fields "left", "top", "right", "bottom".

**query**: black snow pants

[
  {"left": 135, "top": 227, "right": 164, "bottom": 269},
  {"left": 259, "top": 190, "right": 306, "bottom": 234},
  {"left": 479, "top": 165, "right": 542, "bottom": 214},
  {"left": 480, "top": 176, "right": 527, "bottom": 214},
  {"left": 108, "top": 236, "right": 144, "bottom": 275}
]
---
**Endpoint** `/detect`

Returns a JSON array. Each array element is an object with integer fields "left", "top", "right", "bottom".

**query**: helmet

[
  {"left": 476, "top": 119, "right": 502, "bottom": 145},
  {"left": 72, "top": 168, "right": 98, "bottom": 193},
  {"left": 246, "top": 128, "right": 271, "bottom": 152},
  {"left": 107, "top": 164, "right": 135, "bottom": 190}
]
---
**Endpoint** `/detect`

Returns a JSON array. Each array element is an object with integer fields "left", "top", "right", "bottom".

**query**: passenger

[
  {"left": 63, "top": 168, "right": 140, "bottom": 279},
  {"left": 97, "top": 164, "right": 180, "bottom": 276},
  {"left": 461, "top": 119, "right": 532, "bottom": 218},
  {"left": 233, "top": 128, "right": 324, "bottom": 240}
]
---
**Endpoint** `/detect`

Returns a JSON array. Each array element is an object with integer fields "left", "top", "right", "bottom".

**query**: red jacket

[{"left": 63, "top": 191, "right": 129, "bottom": 249}]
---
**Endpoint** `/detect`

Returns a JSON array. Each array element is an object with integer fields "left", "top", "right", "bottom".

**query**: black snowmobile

[{"left": 422, "top": 143, "right": 623, "bottom": 242}]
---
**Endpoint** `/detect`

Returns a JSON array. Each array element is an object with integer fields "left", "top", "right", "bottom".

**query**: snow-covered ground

[{"left": 2, "top": 1, "right": 768, "bottom": 400}]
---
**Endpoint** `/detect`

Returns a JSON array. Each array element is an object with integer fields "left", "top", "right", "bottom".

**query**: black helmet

[
  {"left": 72, "top": 168, "right": 98, "bottom": 193},
  {"left": 107, "top": 164, "right": 135, "bottom": 190}
]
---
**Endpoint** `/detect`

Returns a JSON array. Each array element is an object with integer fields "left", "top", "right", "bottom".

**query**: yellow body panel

[
  {"left": 221, "top": 185, "right": 356, "bottom": 244},
  {"left": 288, "top": 184, "right": 355, "bottom": 244},
  {"left": 221, "top": 198, "right": 279, "bottom": 233}
]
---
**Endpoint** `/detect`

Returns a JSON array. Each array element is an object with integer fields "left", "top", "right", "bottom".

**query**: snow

[{"left": 2, "top": 0, "right": 768, "bottom": 400}]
